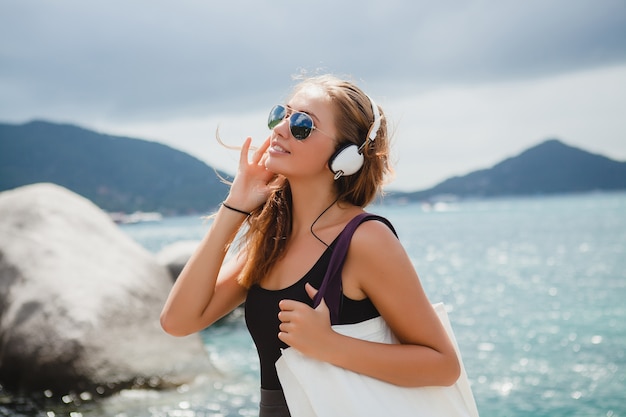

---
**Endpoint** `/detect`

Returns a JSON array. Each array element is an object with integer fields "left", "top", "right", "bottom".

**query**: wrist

[{"left": 221, "top": 201, "right": 251, "bottom": 217}]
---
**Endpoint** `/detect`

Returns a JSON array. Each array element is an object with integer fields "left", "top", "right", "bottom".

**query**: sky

[{"left": 1, "top": 0, "right": 625, "bottom": 191}]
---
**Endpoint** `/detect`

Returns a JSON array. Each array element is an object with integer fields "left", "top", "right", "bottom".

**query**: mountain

[
  {"left": 0, "top": 120, "right": 231, "bottom": 215},
  {"left": 398, "top": 139, "right": 626, "bottom": 202},
  {"left": 2, "top": 121, "right": 625, "bottom": 213}
]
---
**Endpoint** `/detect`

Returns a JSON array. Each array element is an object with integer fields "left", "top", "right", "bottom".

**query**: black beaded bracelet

[{"left": 222, "top": 202, "right": 251, "bottom": 216}]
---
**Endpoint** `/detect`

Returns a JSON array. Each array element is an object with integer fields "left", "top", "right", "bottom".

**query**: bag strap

[{"left": 313, "top": 212, "right": 397, "bottom": 325}]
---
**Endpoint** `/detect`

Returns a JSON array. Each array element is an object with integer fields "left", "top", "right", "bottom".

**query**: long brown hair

[{"left": 237, "top": 75, "right": 393, "bottom": 288}]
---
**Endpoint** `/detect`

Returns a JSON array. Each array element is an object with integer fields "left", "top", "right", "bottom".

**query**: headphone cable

[{"left": 310, "top": 196, "right": 340, "bottom": 248}]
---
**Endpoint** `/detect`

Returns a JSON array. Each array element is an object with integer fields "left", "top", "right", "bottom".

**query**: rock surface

[
  {"left": 157, "top": 240, "right": 200, "bottom": 280},
  {"left": 0, "top": 183, "right": 215, "bottom": 397}
]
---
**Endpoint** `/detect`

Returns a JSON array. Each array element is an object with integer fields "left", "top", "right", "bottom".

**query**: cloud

[
  {"left": 1, "top": 0, "right": 625, "bottom": 192},
  {"left": 100, "top": 64, "right": 626, "bottom": 191},
  {"left": 1, "top": 0, "right": 625, "bottom": 123},
  {"left": 386, "top": 65, "right": 626, "bottom": 190}
]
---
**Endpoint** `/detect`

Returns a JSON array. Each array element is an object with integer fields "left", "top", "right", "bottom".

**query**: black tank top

[{"left": 245, "top": 238, "right": 380, "bottom": 390}]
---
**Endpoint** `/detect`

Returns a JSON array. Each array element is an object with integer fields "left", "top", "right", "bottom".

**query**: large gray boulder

[
  {"left": 157, "top": 240, "right": 200, "bottom": 280},
  {"left": 0, "top": 183, "right": 215, "bottom": 397}
]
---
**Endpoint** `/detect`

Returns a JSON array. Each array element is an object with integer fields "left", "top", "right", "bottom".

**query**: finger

[
  {"left": 277, "top": 310, "right": 290, "bottom": 323},
  {"left": 259, "top": 146, "right": 271, "bottom": 167},
  {"left": 278, "top": 299, "right": 298, "bottom": 312},
  {"left": 305, "top": 282, "right": 318, "bottom": 300},
  {"left": 315, "top": 296, "right": 330, "bottom": 314},
  {"left": 277, "top": 331, "right": 290, "bottom": 346},
  {"left": 239, "top": 137, "right": 252, "bottom": 166},
  {"left": 260, "top": 136, "right": 271, "bottom": 153},
  {"left": 252, "top": 137, "right": 270, "bottom": 165}
]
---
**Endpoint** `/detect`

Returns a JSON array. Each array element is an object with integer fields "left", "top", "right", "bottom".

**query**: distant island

[
  {"left": 0, "top": 120, "right": 231, "bottom": 216},
  {"left": 1, "top": 120, "right": 625, "bottom": 215},
  {"left": 389, "top": 138, "right": 626, "bottom": 203}
]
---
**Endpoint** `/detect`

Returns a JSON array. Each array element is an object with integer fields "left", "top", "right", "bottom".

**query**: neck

[
  {"left": 289, "top": 180, "right": 339, "bottom": 226},
  {"left": 291, "top": 180, "right": 337, "bottom": 219},
  {"left": 287, "top": 177, "right": 361, "bottom": 247}
]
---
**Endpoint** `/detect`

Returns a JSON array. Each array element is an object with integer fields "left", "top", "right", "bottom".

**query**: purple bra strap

[{"left": 313, "top": 213, "right": 397, "bottom": 325}]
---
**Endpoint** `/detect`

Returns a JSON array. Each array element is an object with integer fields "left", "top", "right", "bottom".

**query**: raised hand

[{"left": 225, "top": 136, "right": 277, "bottom": 213}]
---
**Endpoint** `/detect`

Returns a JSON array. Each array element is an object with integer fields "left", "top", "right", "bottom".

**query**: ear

[{"left": 328, "top": 143, "right": 364, "bottom": 178}]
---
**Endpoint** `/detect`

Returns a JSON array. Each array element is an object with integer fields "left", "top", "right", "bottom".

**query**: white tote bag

[
  {"left": 275, "top": 214, "right": 479, "bottom": 417},
  {"left": 276, "top": 302, "right": 480, "bottom": 417}
]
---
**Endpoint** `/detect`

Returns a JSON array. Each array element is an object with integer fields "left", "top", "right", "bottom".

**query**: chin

[{"left": 265, "top": 159, "right": 289, "bottom": 176}]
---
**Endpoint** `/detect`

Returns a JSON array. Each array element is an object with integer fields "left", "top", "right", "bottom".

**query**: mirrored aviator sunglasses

[{"left": 267, "top": 104, "right": 315, "bottom": 140}]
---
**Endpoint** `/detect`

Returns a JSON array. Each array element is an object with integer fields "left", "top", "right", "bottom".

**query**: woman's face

[{"left": 265, "top": 85, "right": 338, "bottom": 180}]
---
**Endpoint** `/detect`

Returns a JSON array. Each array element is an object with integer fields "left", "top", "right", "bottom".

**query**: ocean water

[{"left": 4, "top": 192, "right": 625, "bottom": 416}]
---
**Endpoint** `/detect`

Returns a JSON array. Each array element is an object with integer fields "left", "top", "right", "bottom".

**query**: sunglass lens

[
  {"left": 268, "top": 105, "right": 286, "bottom": 130},
  {"left": 290, "top": 112, "right": 313, "bottom": 140}
]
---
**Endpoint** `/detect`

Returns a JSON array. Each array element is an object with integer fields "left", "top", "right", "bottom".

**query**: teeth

[{"left": 272, "top": 144, "right": 289, "bottom": 153}]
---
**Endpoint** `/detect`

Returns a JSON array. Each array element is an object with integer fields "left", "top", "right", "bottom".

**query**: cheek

[
  {"left": 265, "top": 139, "right": 336, "bottom": 176},
  {"left": 300, "top": 142, "right": 336, "bottom": 171},
  {"left": 293, "top": 154, "right": 330, "bottom": 174},
  {"left": 300, "top": 155, "right": 331, "bottom": 174}
]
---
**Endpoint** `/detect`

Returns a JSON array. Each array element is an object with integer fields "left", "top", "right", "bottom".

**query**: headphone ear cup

[{"left": 329, "top": 143, "right": 364, "bottom": 178}]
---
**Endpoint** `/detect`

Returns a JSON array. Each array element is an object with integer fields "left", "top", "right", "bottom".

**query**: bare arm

[
  {"left": 278, "top": 220, "right": 461, "bottom": 387},
  {"left": 160, "top": 136, "right": 276, "bottom": 336},
  {"left": 159, "top": 207, "right": 248, "bottom": 336}
]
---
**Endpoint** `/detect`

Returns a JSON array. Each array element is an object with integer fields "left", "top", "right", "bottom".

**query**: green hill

[
  {"left": 0, "top": 120, "right": 231, "bottom": 215},
  {"left": 2, "top": 121, "right": 625, "bottom": 212},
  {"left": 399, "top": 139, "right": 626, "bottom": 202}
]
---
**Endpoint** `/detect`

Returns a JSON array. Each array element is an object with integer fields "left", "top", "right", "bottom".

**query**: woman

[{"left": 160, "top": 74, "right": 461, "bottom": 416}]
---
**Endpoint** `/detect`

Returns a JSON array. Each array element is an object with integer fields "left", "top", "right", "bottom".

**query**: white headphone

[{"left": 328, "top": 95, "right": 381, "bottom": 180}]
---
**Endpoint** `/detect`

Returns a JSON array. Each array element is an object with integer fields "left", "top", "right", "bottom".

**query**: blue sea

[{"left": 6, "top": 192, "right": 626, "bottom": 416}]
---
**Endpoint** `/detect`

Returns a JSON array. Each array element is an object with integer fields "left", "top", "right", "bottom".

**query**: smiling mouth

[{"left": 270, "top": 144, "right": 290, "bottom": 154}]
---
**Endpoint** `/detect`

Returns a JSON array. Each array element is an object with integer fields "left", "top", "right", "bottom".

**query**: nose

[{"left": 273, "top": 113, "right": 291, "bottom": 137}]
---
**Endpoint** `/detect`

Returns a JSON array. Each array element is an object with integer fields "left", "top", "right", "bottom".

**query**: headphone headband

[
  {"left": 366, "top": 94, "right": 381, "bottom": 142},
  {"left": 328, "top": 92, "right": 382, "bottom": 180}
]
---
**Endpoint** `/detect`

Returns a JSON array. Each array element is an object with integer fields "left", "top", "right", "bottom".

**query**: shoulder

[
  {"left": 342, "top": 214, "right": 417, "bottom": 301},
  {"left": 349, "top": 215, "right": 401, "bottom": 257},
  {"left": 352, "top": 214, "right": 397, "bottom": 240}
]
